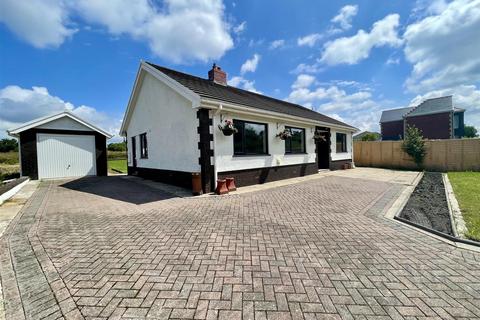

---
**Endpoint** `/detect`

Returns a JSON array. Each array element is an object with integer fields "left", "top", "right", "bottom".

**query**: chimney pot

[{"left": 208, "top": 63, "right": 227, "bottom": 86}]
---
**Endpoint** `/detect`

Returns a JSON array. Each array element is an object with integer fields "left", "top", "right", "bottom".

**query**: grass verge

[
  {"left": 108, "top": 159, "right": 127, "bottom": 174},
  {"left": 448, "top": 172, "right": 480, "bottom": 241},
  {"left": 0, "top": 152, "right": 19, "bottom": 165}
]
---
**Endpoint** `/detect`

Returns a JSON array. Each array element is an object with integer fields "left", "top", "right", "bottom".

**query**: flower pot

[
  {"left": 215, "top": 179, "right": 229, "bottom": 195},
  {"left": 226, "top": 177, "right": 237, "bottom": 191},
  {"left": 221, "top": 128, "right": 235, "bottom": 136}
]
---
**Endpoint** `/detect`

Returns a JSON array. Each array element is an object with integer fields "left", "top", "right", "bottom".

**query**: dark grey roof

[
  {"left": 147, "top": 62, "right": 355, "bottom": 129},
  {"left": 380, "top": 107, "right": 413, "bottom": 123},
  {"left": 380, "top": 96, "right": 463, "bottom": 123},
  {"left": 407, "top": 95, "right": 453, "bottom": 117}
]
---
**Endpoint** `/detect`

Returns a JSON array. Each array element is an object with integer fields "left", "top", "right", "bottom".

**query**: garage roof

[{"left": 7, "top": 111, "right": 113, "bottom": 138}]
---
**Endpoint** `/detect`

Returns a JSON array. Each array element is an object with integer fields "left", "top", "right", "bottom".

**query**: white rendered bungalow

[{"left": 120, "top": 62, "right": 357, "bottom": 193}]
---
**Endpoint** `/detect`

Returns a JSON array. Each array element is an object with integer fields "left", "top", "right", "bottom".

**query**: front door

[
  {"left": 131, "top": 136, "right": 137, "bottom": 168},
  {"left": 315, "top": 127, "right": 330, "bottom": 169}
]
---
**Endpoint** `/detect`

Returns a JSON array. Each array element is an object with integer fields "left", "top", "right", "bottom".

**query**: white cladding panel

[
  {"left": 37, "top": 133, "right": 96, "bottom": 179},
  {"left": 37, "top": 116, "right": 94, "bottom": 131},
  {"left": 126, "top": 72, "right": 200, "bottom": 172}
]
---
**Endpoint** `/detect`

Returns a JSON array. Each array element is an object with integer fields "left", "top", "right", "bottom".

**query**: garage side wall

[
  {"left": 19, "top": 130, "right": 38, "bottom": 180},
  {"left": 19, "top": 128, "right": 107, "bottom": 179}
]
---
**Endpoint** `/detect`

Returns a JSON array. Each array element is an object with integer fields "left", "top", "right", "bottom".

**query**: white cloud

[
  {"left": 0, "top": 0, "right": 77, "bottom": 48},
  {"left": 297, "top": 33, "right": 322, "bottom": 47},
  {"left": 408, "top": 85, "right": 480, "bottom": 129},
  {"left": 286, "top": 79, "right": 383, "bottom": 131},
  {"left": 0, "top": 0, "right": 233, "bottom": 63},
  {"left": 229, "top": 76, "right": 261, "bottom": 94},
  {"left": 386, "top": 57, "right": 400, "bottom": 65},
  {"left": 403, "top": 0, "right": 480, "bottom": 92},
  {"left": 320, "top": 14, "right": 402, "bottom": 65},
  {"left": 233, "top": 21, "right": 246, "bottom": 34},
  {"left": 291, "top": 62, "right": 323, "bottom": 74},
  {"left": 292, "top": 74, "right": 316, "bottom": 89},
  {"left": 269, "top": 39, "right": 285, "bottom": 50},
  {"left": 331, "top": 4, "right": 358, "bottom": 30},
  {"left": 240, "top": 54, "right": 261, "bottom": 75},
  {"left": 0, "top": 85, "right": 120, "bottom": 139}
]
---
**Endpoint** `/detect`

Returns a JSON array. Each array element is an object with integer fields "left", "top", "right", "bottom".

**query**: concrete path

[{"left": 1, "top": 172, "right": 479, "bottom": 320}]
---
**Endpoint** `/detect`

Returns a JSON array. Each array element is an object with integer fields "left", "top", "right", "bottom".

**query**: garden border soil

[
  {"left": 399, "top": 172, "right": 453, "bottom": 235},
  {"left": 394, "top": 171, "right": 480, "bottom": 248}
]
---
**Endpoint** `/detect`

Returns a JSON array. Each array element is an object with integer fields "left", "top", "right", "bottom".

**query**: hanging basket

[
  {"left": 220, "top": 127, "right": 236, "bottom": 136},
  {"left": 218, "top": 120, "right": 238, "bottom": 136},
  {"left": 276, "top": 129, "right": 292, "bottom": 140}
]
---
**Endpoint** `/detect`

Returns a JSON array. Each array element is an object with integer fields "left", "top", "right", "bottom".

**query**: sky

[{"left": 1, "top": 0, "right": 479, "bottom": 141}]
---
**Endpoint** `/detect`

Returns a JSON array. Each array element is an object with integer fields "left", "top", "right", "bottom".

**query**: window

[
  {"left": 233, "top": 120, "right": 268, "bottom": 155},
  {"left": 140, "top": 133, "right": 148, "bottom": 158},
  {"left": 336, "top": 133, "right": 347, "bottom": 153},
  {"left": 285, "top": 126, "right": 306, "bottom": 154},
  {"left": 453, "top": 114, "right": 460, "bottom": 129}
]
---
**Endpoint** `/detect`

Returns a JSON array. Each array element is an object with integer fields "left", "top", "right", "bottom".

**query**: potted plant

[
  {"left": 218, "top": 119, "right": 238, "bottom": 136},
  {"left": 276, "top": 129, "right": 292, "bottom": 140}
]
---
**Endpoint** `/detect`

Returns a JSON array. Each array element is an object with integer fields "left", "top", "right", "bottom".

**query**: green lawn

[
  {"left": 108, "top": 159, "right": 127, "bottom": 174},
  {"left": 448, "top": 172, "right": 480, "bottom": 241}
]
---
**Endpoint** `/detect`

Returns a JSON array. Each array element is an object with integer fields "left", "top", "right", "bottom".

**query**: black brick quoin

[{"left": 197, "top": 109, "right": 214, "bottom": 193}]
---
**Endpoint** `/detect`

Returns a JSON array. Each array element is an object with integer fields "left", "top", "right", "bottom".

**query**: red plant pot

[
  {"left": 226, "top": 177, "right": 237, "bottom": 192},
  {"left": 215, "top": 179, "right": 229, "bottom": 195}
]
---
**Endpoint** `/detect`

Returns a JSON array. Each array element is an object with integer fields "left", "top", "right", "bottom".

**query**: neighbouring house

[
  {"left": 353, "top": 131, "right": 381, "bottom": 141},
  {"left": 7, "top": 111, "right": 112, "bottom": 180},
  {"left": 380, "top": 96, "right": 465, "bottom": 140},
  {"left": 120, "top": 62, "right": 357, "bottom": 193}
]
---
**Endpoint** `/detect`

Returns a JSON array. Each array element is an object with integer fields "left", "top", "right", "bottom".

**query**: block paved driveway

[{"left": 1, "top": 175, "right": 480, "bottom": 320}]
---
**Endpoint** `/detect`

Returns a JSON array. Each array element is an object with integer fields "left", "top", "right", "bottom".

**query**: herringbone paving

[{"left": 2, "top": 176, "right": 480, "bottom": 319}]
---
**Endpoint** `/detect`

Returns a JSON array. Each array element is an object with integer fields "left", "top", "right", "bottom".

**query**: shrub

[
  {"left": 402, "top": 125, "right": 427, "bottom": 168},
  {"left": 464, "top": 125, "right": 478, "bottom": 138},
  {"left": 0, "top": 139, "right": 18, "bottom": 152},
  {"left": 108, "top": 142, "right": 127, "bottom": 152},
  {"left": 361, "top": 133, "right": 380, "bottom": 141}
]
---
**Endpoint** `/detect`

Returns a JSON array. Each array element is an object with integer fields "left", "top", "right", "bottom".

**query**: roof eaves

[{"left": 7, "top": 111, "right": 113, "bottom": 138}]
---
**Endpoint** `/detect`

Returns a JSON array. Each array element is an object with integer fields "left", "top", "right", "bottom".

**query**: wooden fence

[{"left": 354, "top": 139, "right": 480, "bottom": 171}]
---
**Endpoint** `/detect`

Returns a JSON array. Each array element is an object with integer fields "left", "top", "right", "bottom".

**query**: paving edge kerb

[
  {"left": 0, "top": 182, "right": 84, "bottom": 320},
  {"left": 443, "top": 173, "right": 468, "bottom": 238},
  {"left": 383, "top": 171, "right": 480, "bottom": 252}
]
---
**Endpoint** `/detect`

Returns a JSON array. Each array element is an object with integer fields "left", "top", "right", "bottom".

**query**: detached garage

[{"left": 8, "top": 111, "right": 113, "bottom": 180}]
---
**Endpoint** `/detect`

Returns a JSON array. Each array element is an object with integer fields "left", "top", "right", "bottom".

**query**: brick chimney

[{"left": 208, "top": 63, "right": 227, "bottom": 86}]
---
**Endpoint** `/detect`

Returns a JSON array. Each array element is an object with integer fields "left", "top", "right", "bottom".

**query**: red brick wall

[
  {"left": 381, "top": 120, "right": 404, "bottom": 140},
  {"left": 405, "top": 112, "right": 451, "bottom": 139}
]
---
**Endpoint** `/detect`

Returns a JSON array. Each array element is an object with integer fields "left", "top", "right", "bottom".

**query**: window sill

[
  {"left": 233, "top": 154, "right": 271, "bottom": 158},
  {"left": 284, "top": 152, "right": 308, "bottom": 155}
]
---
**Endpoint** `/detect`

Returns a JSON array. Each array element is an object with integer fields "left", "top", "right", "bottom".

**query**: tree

[
  {"left": 361, "top": 132, "right": 380, "bottom": 141},
  {"left": 0, "top": 138, "right": 18, "bottom": 152},
  {"left": 107, "top": 142, "right": 127, "bottom": 151},
  {"left": 402, "top": 125, "right": 427, "bottom": 168},
  {"left": 464, "top": 125, "right": 478, "bottom": 138}
]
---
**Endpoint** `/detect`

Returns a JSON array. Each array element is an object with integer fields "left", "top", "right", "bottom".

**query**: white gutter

[{"left": 200, "top": 98, "right": 358, "bottom": 132}]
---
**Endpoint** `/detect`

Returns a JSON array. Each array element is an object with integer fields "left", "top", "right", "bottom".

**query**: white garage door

[{"left": 37, "top": 133, "right": 97, "bottom": 179}]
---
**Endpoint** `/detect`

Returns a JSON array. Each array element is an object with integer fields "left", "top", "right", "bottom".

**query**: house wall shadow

[{"left": 60, "top": 176, "right": 177, "bottom": 205}]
